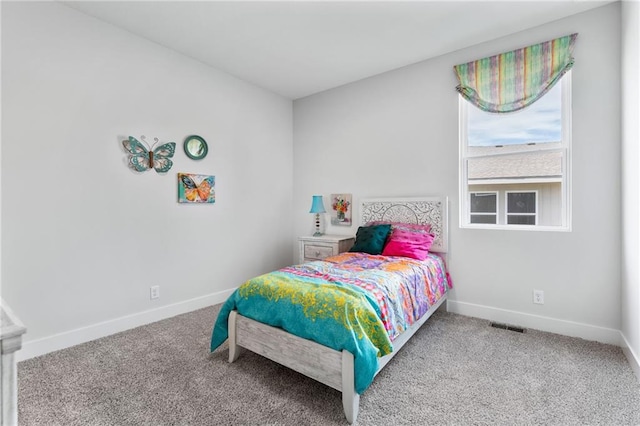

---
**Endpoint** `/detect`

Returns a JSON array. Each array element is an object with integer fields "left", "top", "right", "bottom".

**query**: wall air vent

[{"left": 490, "top": 322, "right": 526, "bottom": 333}]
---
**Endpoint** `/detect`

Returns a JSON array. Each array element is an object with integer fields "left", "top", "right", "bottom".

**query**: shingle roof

[{"left": 468, "top": 143, "right": 562, "bottom": 180}]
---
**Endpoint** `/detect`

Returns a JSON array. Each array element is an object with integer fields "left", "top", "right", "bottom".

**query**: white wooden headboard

[{"left": 360, "top": 197, "right": 448, "bottom": 253}]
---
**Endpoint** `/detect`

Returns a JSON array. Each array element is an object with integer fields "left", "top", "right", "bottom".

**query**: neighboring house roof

[{"left": 468, "top": 142, "right": 562, "bottom": 182}]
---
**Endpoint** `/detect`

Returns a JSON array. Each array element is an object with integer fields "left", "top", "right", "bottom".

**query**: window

[
  {"left": 506, "top": 191, "right": 537, "bottom": 225},
  {"left": 469, "top": 192, "right": 497, "bottom": 224},
  {"left": 460, "top": 73, "right": 571, "bottom": 230}
]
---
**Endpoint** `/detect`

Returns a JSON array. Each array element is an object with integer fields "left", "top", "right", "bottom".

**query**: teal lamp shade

[
  {"left": 309, "top": 195, "right": 326, "bottom": 213},
  {"left": 309, "top": 195, "right": 326, "bottom": 236}
]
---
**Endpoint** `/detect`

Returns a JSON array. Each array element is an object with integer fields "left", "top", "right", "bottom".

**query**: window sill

[{"left": 460, "top": 223, "right": 571, "bottom": 232}]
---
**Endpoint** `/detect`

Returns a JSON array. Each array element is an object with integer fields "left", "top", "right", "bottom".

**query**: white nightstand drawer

[
  {"left": 304, "top": 245, "right": 334, "bottom": 260},
  {"left": 298, "top": 235, "right": 355, "bottom": 264}
]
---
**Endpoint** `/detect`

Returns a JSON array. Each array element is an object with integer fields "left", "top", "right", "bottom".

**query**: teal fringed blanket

[{"left": 211, "top": 252, "right": 450, "bottom": 393}]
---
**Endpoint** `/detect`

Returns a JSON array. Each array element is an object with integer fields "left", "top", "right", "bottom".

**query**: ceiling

[{"left": 63, "top": 1, "right": 611, "bottom": 100}]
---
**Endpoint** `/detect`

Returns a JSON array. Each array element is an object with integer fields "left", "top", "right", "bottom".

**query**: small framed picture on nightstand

[{"left": 330, "top": 194, "right": 352, "bottom": 226}]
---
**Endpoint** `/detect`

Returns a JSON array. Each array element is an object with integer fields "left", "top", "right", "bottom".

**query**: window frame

[{"left": 458, "top": 72, "right": 572, "bottom": 232}]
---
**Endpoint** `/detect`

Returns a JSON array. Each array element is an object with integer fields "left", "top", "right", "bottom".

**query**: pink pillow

[{"left": 381, "top": 229, "right": 435, "bottom": 260}]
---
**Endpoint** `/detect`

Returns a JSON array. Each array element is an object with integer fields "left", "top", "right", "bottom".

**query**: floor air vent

[{"left": 490, "top": 322, "right": 526, "bottom": 333}]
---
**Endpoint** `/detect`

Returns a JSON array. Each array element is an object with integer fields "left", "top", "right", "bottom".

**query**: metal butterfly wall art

[{"left": 122, "top": 135, "right": 176, "bottom": 173}]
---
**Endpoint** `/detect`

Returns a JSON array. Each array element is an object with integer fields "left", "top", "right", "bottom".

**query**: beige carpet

[{"left": 18, "top": 305, "right": 640, "bottom": 425}]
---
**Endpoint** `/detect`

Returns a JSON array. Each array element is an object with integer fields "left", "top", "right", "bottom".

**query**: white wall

[
  {"left": 294, "top": 4, "right": 622, "bottom": 343},
  {"left": 1, "top": 2, "right": 293, "bottom": 358},
  {"left": 621, "top": 0, "right": 640, "bottom": 378}
]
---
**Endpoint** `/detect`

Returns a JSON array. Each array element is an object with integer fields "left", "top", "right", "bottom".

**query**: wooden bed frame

[{"left": 227, "top": 197, "right": 449, "bottom": 424}]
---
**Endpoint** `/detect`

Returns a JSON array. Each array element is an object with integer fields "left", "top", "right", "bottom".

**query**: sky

[{"left": 467, "top": 82, "right": 562, "bottom": 146}]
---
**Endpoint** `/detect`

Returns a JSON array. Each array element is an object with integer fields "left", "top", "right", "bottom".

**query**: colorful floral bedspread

[{"left": 210, "top": 252, "right": 451, "bottom": 393}]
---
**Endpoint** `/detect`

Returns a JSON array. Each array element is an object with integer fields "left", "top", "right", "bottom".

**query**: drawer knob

[{"left": 315, "top": 251, "right": 321, "bottom": 257}]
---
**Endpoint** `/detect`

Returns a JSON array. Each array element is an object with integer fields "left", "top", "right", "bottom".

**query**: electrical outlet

[
  {"left": 533, "top": 289, "right": 544, "bottom": 305},
  {"left": 150, "top": 285, "right": 160, "bottom": 300}
]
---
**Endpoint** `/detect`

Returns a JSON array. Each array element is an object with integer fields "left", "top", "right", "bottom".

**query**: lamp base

[{"left": 313, "top": 212, "right": 323, "bottom": 237}]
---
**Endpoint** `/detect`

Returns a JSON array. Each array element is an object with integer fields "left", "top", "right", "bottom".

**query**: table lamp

[{"left": 309, "top": 195, "right": 326, "bottom": 236}]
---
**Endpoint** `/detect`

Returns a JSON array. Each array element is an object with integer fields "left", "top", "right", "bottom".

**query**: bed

[{"left": 210, "top": 197, "right": 449, "bottom": 423}]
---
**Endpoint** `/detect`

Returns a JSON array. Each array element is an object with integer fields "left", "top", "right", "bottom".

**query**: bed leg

[
  {"left": 228, "top": 310, "right": 243, "bottom": 363},
  {"left": 341, "top": 350, "right": 360, "bottom": 424}
]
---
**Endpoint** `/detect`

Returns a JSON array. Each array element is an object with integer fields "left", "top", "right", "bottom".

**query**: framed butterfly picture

[{"left": 178, "top": 173, "right": 215, "bottom": 204}]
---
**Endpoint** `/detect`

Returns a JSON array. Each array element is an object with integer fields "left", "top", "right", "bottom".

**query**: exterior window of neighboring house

[
  {"left": 459, "top": 73, "right": 571, "bottom": 230},
  {"left": 506, "top": 191, "right": 537, "bottom": 225},
  {"left": 469, "top": 192, "right": 498, "bottom": 224}
]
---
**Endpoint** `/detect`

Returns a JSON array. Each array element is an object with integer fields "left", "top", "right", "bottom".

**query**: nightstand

[{"left": 298, "top": 235, "right": 355, "bottom": 263}]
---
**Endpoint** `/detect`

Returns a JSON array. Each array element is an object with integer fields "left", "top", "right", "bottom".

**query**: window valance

[{"left": 454, "top": 33, "right": 577, "bottom": 113}]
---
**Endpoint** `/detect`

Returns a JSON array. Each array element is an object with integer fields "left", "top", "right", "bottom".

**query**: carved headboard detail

[{"left": 360, "top": 197, "right": 448, "bottom": 253}]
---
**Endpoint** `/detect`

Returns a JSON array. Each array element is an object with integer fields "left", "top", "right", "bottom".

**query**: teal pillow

[{"left": 349, "top": 224, "right": 392, "bottom": 255}]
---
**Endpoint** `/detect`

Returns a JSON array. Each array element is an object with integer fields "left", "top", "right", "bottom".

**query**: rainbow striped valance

[{"left": 454, "top": 33, "right": 577, "bottom": 113}]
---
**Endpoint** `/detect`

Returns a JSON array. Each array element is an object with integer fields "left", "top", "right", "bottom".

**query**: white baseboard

[
  {"left": 447, "top": 300, "right": 622, "bottom": 346},
  {"left": 16, "top": 288, "right": 236, "bottom": 362},
  {"left": 18, "top": 294, "right": 635, "bottom": 372},
  {"left": 621, "top": 333, "right": 640, "bottom": 382}
]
